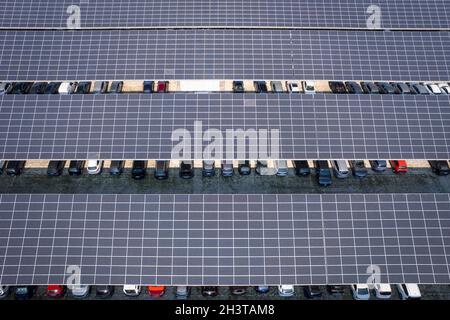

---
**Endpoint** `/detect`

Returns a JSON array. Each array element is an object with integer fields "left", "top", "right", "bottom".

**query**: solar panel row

[
  {"left": 0, "top": 30, "right": 449, "bottom": 81},
  {"left": 0, "top": 0, "right": 449, "bottom": 29},
  {"left": 1, "top": 193, "right": 449, "bottom": 285},
  {"left": 0, "top": 93, "right": 449, "bottom": 160}
]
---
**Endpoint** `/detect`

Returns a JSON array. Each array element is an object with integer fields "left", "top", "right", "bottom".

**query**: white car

[
  {"left": 70, "top": 285, "right": 90, "bottom": 298},
  {"left": 278, "top": 285, "right": 295, "bottom": 297},
  {"left": 0, "top": 285, "right": 10, "bottom": 298},
  {"left": 302, "top": 81, "right": 316, "bottom": 94},
  {"left": 374, "top": 283, "right": 392, "bottom": 299},
  {"left": 274, "top": 160, "right": 288, "bottom": 176},
  {"left": 58, "top": 82, "right": 77, "bottom": 94},
  {"left": 286, "top": 81, "right": 300, "bottom": 93},
  {"left": 424, "top": 82, "right": 442, "bottom": 94},
  {"left": 396, "top": 284, "right": 421, "bottom": 300},
  {"left": 87, "top": 160, "right": 103, "bottom": 175},
  {"left": 351, "top": 284, "right": 370, "bottom": 300},
  {"left": 438, "top": 83, "right": 450, "bottom": 94},
  {"left": 123, "top": 285, "right": 141, "bottom": 297}
]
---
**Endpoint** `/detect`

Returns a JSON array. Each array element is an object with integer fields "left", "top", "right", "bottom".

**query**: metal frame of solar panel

[
  {"left": 1, "top": 93, "right": 449, "bottom": 160},
  {"left": 1, "top": 1, "right": 450, "bottom": 29},
  {"left": 0, "top": 193, "right": 449, "bottom": 285},
  {"left": 1, "top": 30, "right": 450, "bottom": 81}
]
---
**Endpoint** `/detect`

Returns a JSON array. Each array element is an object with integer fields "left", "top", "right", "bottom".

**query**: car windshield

[{"left": 357, "top": 288, "right": 368, "bottom": 295}]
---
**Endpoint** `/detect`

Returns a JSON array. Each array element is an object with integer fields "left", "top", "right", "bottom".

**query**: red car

[
  {"left": 156, "top": 81, "right": 168, "bottom": 93},
  {"left": 46, "top": 285, "right": 65, "bottom": 297},
  {"left": 148, "top": 286, "right": 165, "bottom": 297},
  {"left": 390, "top": 160, "right": 408, "bottom": 173}
]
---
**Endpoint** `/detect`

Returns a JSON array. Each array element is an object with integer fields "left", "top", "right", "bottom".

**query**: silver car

[
  {"left": 275, "top": 160, "right": 288, "bottom": 176},
  {"left": 175, "top": 286, "right": 191, "bottom": 299},
  {"left": 331, "top": 160, "right": 349, "bottom": 178},
  {"left": 70, "top": 285, "right": 90, "bottom": 298},
  {"left": 271, "top": 81, "right": 284, "bottom": 93}
]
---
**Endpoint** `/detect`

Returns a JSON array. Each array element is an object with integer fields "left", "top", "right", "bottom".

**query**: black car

[
  {"left": 180, "top": 161, "right": 194, "bottom": 179},
  {"left": 345, "top": 81, "right": 363, "bottom": 94},
  {"left": 44, "top": 82, "right": 62, "bottom": 94},
  {"left": 95, "top": 286, "right": 114, "bottom": 299},
  {"left": 68, "top": 160, "right": 85, "bottom": 175},
  {"left": 292, "top": 160, "right": 311, "bottom": 176},
  {"left": 350, "top": 160, "right": 368, "bottom": 178},
  {"left": 392, "top": 82, "right": 413, "bottom": 94},
  {"left": 361, "top": 82, "right": 380, "bottom": 94},
  {"left": 429, "top": 160, "right": 450, "bottom": 176},
  {"left": 143, "top": 80, "right": 154, "bottom": 93},
  {"left": 329, "top": 81, "right": 347, "bottom": 94},
  {"left": 327, "top": 285, "right": 345, "bottom": 294},
  {"left": 304, "top": 286, "right": 322, "bottom": 299},
  {"left": 233, "top": 81, "right": 245, "bottom": 93},
  {"left": 47, "top": 161, "right": 66, "bottom": 176},
  {"left": 370, "top": 160, "right": 387, "bottom": 172},
  {"left": 11, "top": 82, "right": 33, "bottom": 94},
  {"left": 29, "top": 82, "right": 47, "bottom": 94},
  {"left": 109, "top": 160, "right": 125, "bottom": 175},
  {"left": 238, "top": 160, "right": 251, "bottom": 175},
  {"left": 254, "top": 81, "right": 268, "bottom": 93},
  {"left": 154, "top": 160, "right": 170, "bottom": 180},
  {"left": 132, "top": 160, "right": 147, "bottom": 179},
  {"left": 202, "top": 287, "right": 219, "bottom": 297},
  {"left": 408, "top": 82, "right": 430, "bottom": 95},
  {"left": 75, "top": 81, "right": 91, "bottom": 94},
  {"left": 109, "top": 81, "right": 123, "bottom": 93},
  {"left": 376, "top": 82, "right": 399, "bottom": 94},
  {"left": 14, "top": 286, "right": 35, "bottom": 300},
  {"left": 93, "top": 81, "right": 109, "bottom": 94},
  {"left": 6, "top": 161, "right": 26, "bottom": 176},
  {"left": 314, "top": 160, "right": 332, "bottom": 186},
  {"left": 230, "top": 287, "right": 247, "bottom": 296}
]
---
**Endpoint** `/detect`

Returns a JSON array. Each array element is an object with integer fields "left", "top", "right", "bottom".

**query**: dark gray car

[{"left": 350, "top": 160, "right": 368, "bottom": 178}]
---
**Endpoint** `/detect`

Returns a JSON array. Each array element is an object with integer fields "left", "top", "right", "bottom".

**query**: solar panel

[
  {"left": 1, "top": 93, "right": 449, "bottom": 160},
  {"left": 1, "top": 193, "right": 449, "bottom": 285},
  {"left": 0, "top": 0, "right": 449, "bottom": 29},
  {"left": 1, "top": 30, "right": 449, "bottom": 81}
]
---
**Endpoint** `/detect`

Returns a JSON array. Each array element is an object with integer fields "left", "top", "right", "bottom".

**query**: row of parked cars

[{"left": 0, "top": 283, "right": 421, "bottom": 300}]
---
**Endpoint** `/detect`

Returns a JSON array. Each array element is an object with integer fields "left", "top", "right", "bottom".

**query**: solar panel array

[
  {"left": 1, "top": 30, "right": 449, "bottom": 81},
  {"left": 1, "top": 93, "right": 449, "bottom": 160},
  {"left": 1, "top": 193, "right": 449, "bottom": 285},
  {"left": 1, "top": 0, "right": 449, "bottom": 29}
]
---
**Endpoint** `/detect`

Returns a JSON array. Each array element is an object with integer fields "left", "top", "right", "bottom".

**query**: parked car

[
  {"left": 331, "top": 160, "right": 349, "bottom": 178},
  {"left": 0, "top": 160, "right": 7, "bottom": 174},
  {"left": 314, "top": 160, "right": 332, "bottom": 186},
  {"left": 254, "top": 286, "right": 270, "bottom": 294},
  {"left": 156, "top": 81, "right": 169, "bottom": 93},
  {"left": 0, "top": 82, "right": 13, "bottom": 94},
  {"left": 254, "top": 81, "right": 268, "bottom": 93},
  {"left": 180, "top": 160, "right": 194, "bottom": 179},
  {"left": 438, "top": 83, "right": 450, "bottom": 94},
  {"left": 390, "top": 160, "right": 408, "bottom": 173},
  {"left": 329, "top": 81, "right": 347, "bottom": 93},
  {"left": 327, "top": 285, "right": 345, "bottom": 294},
  {"left": 256, "top": 160, "right": 276, "bottom": 175},
  {"left": 68, "top": 160, "right": 85, "bottom": 175},
  {"left": 202, "top": 286, "right": 219, "bottom": 297},
  {"left": 175, "top": 286, "right": 191, "bottom": 299},
  {"left": 123, "top": 285, "right": 141, "bottom": 297},
  {"left": 292, "top": 160, "right": 310, "bottom": 176},
  {"left": 70, "top": 285, "right": 90, "bottom": 299},
  {"left": 202, "top": 160, "right": 215, "bottom": 177},
  {"left": 131, "top": 160, "right": 147, "bottom": 179},
  {"left": 87, "top": 160, "right": 103, "bottom": 175},
  {"left": 95, "top": 286, "right": 114, "bottom": 298},
  {"left": 109, "top": 160, "right": 125, "bottom": 175},
  {"left": 286, "top": 81, "right": 300, "bottom": 93},
  {"left": 0, "top": 286, "right": 10, "bottom": 299},
  {"left": 361, "top": 82, "right": 380, "bottom": 94},
  {"left": 58, "top": 82, "right": 77, "bottom": 94},
  {"left": 345, "top": 81, "right": 363, "bottom": 94},
  {"left": 47, "top": 160, "right": 66, "bottom": 176},
  {"left": 278, "top": 285, "right": 295, "bottom": 297},
  {"left": 275, "top": 160, "right": 288, "bottom": 176},
  {"left": 238, "top": 160, "right": 251, "bottom": 175},
  {"left": 233, "top": 81, "right": 245, "bottom": 93},
  {"left": 424, "top": 82, "right": 442, "bottom": 94},
  {"left": 221, "top": 161, "right": 234, "bottom": 177},
  {"left": 396, "top": 284, "right": 421, "bottom": 300},
  {"left": 392, "top": 82, "right": 413, "bottom": 94},
  {"left": 230, "top": 287, "right": 247, "bottom": 296},
  {"left": 29, "top": 82, "right": 47, "bottom": 94},
  {"left": 14, "top": 286, "right": 35, "bottom": 300},
  {"left": 44, "top": 82, "right": 62, "bottom": 94},
  {"left": 302, "top": 81, "right": 315, "bottom": 94},
  {"left": 148, "top": 286, "right": 165, "bottom": 297},
  {"left": 93, "top": 81, "right": 109, "bottom": 94},
  {"left": 428, "top": 160, "right": 450, "bottom": 176},
  {"left": 46, "top": 285, "right": 66, "bottom": 297},
  {"left": 370, "top": 160, "right": 387, "bottom": 172},
  {"left": 271, "top": 81, "right": 283, "bottom": 93},
  {"left": 6, "top": 160, "right": 26, "bottom": 176},
  {"left": 376, "top": 82, "right": 399, "bottom": 94},
  {"left": 75, "top": 81, "right": 91, "bottom": 94},
  {"left": 408, "top": 82, "right": 429, "bottom": 95},
  {"left": 349, "top": 160, "right": 368, "bottom": 178},
  {"left": 351, "top": 284, "right": 370, "bottom": 300},
  {"left": 143, "top": 80, "right": 154, "bottom": 93},
  {"left": 374, "top": 283, "right": 392, "bottom": 299},
  {"left": 109, "top": 81, "right": 123, "bottom": 93},
  {"left": 304, "top": 286, "right": 322, "bottom": 299},
  {"left": 155, "top": 160, "right": 170, "bottom": 180},
  {"left": 11, "top": 82, "right": 33, "bottom": 94}
]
